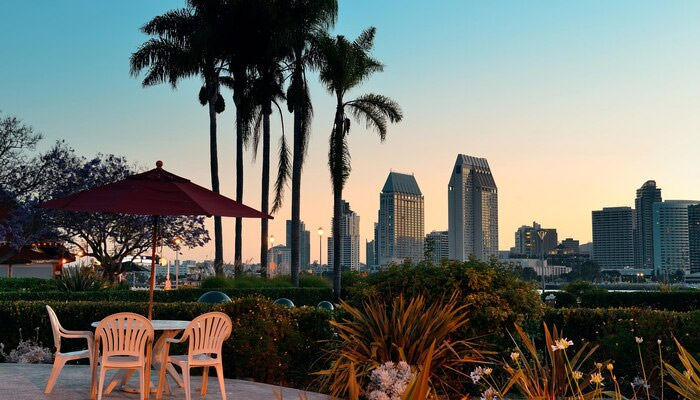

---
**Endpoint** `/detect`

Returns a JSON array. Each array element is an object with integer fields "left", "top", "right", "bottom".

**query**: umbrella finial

[{"left": 156, "top": 160, "right": 163, "bottom": 169}]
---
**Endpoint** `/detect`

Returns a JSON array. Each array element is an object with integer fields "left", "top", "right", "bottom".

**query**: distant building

[
  {"left": 448, "top": 154, "right": 498, "bottom": 261},
  {"left": 579, "top": 242, "right": 593, "bottom": 255},
  {"left": 653, "top": 200, "right": 700, "bottom": 275},
  {"left": 377, "top": 172, "right": 425, "bottom": 265},
  {"left": 592, "top": 207, "right": 634, "bottom": 270},
  {"left": 365, "top": 240, "right": 376, "bottom": 269},
  {"left": 513, "top": 222, "right": 558, "bottom": 257},
  {"left": 689, "top": 204, "right": 700, "bottom": 274},
  {"left": 286, "top": 220, "right": 311, "bottom": 269},
  {"left": 634, "top": 180, "right": 662, "bottom": 270},
  {"left": 560, "top": 238, "right": 580, "bottom": 253},
  {"left": 268, "top": 245, "right": 291, "bottom": 276},
  {"left": 425, "top": 230, "right": 449, "bottom": 264},
  {"left": 328, "top": 200, "right": 360, "bottom": 271},
  {"left": 500, "top": 258, "right": 571, "bottom": 277}
]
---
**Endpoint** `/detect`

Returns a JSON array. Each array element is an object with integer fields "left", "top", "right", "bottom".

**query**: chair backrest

[
  {"left": 45, "top": 305, "right": 63, "bottom": 352},
  {"left": 184, "top": 312, "right": 232, "bottom": 361},
  {"left": 95, "top": 312, "right": 154, "bottom": 359}
]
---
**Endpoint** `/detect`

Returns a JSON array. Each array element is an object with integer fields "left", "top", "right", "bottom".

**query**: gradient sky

[{"left": 3, "top": 1, "right": 700, "bottom": 263}]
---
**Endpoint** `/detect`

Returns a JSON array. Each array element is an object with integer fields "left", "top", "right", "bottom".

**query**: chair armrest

[
  {"left": 165, "top": 336, "right": 187, "bottom": 345},
  {"left": 61, "top": 330, "right": 94, "bottom": 340}
]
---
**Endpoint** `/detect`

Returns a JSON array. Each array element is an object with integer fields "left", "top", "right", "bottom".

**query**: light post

[
  {"left": 537, "top": 229, "right": 547, "bottom": 295},
  {"left": 269, "top": 235, "right": 275, "bottom": 275},
  {"left": 317, "top": 227, "right": 324, "bottom": 272},
  {"left": 161, "top": 257, "right": 170, "bottom": 290},
  {"left": 173, "top": 237, "right": 183, "bottom": 289}
]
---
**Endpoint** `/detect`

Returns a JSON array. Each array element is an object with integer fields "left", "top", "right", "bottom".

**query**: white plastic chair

[
  {"left": 45, "top": 305, "right": 94, "bottom": 394},
  {"left": 157, "top": 312, "right": 232, "bottom": 400},
  {"left": 92, "top": 313, "right": 154, "bottom": 400}
]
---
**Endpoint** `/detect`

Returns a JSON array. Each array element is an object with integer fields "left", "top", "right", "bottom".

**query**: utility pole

[{"left": 537, "top": 229, "right": 548, "bottom": 295}]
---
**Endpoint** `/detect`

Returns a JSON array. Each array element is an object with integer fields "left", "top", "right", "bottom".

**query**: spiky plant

[
  {"left": 316, "top": 293, "right": 483, "bottom": 399},
  {"left": 664, "top": 338, "right": 700, "bottom": 400}
]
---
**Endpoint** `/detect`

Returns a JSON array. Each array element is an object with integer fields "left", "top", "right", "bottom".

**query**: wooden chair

[
  {"left": 45, "top": 305, "right": 94, "bottom": 394},
  {"left": 92, "top": 313, "right": 154, "bottom": 400},
  {"left": 157, "top": 312, "right": 232, "bottom": 400}
]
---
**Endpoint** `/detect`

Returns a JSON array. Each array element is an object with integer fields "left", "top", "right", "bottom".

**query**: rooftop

[{"left": 382, "top": 172, "right": 422, "bottom": 196}]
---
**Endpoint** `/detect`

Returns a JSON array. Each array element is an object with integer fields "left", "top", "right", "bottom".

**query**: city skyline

[{"left": 4, "top": 1, "right": 700, "bottom": 263}]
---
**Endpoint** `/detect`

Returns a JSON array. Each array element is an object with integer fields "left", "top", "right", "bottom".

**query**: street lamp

[
  {"left": 173, "top": 237, "right": 183, "bottom": 289},
  {"left": 161, "top": 257, "right": 170, "bottom": 290},
  {"left": 317, "top": 227, "right": 324, "bottom": 270},
  {"left": 537, "top": 229, "right": 547, "bottom": 295}
]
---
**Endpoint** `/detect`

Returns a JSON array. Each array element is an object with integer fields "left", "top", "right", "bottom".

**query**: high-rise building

[
  {"left": 327, "top": 200, "right": 360, "bottom": 271},
  {"left": 513, "top": 222, "right": 558, "bottom": 257},
  {"left": 425, "top": 230, "right": 449, "bottom": 264},
  {"left": 688, "top": 204, "right": 700, "bottom": 274},
  {"left": 448, "top": 154, "right": 498, "bottom": 261},
  {"left": 377, "top": 172, "right": 425, "bottom": 265},
  {"left": 365, "top": 240, "right": 376, "bottom": 269},
  {"left": 634, "top": 180, "right": 662, "bottom": 270},
  {"left": 592, "top": 207, "right": 634, "bottom": 270},
  {"left": 286, "top": 220, "right": 310, "bottom": 269},
  {"left": 267, "top": 245, "right": 291, "bottom": 276},
  {"left": 653, "top": 200, "right": 700, "bottom": 275}
]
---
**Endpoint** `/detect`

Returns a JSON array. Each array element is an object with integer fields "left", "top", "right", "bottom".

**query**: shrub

[
  {"left": 344, "top": 259, "right": 544, "bottom": 342},
  {"left": 317, "top": 293, "right": 483, "bottom": 399},
  {"left": 0, "top": 287, "right": 333, "bottom": 306},
  {"left": 0, "top": 297, "right": 335, "bottom": 387},
  {"left": 0, "top": 277, "right": 56, "bottom": 292},
  {"left": 579, "top": 291, "right": 700, "bottom": 311},
  {"left": 55, "top": 267, "right": 107, "bottom": 291},
  {"left": 543, "top": 291, "right": 577, "bottom": 308}
]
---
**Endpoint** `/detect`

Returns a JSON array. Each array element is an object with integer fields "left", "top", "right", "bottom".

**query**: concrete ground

[{"left": 0, "top": 363, "right": 328, "bottom": 400}]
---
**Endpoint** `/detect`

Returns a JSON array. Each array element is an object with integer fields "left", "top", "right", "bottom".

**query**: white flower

[
  {"left": 480, "top": 387, "right": 498, "bottom": 400},
  {"left": 470, "top": 366, "right": 484, "bottom": 384},
  {"left": 658, "top": 339, "right": 662, "bottom": 345},
  {"left": 484, "top": 367, "right": 493, "bottom": 376},
  {"left": 510, "top": 352, "right": 520, "bottom": 362},
  {"left": 632, "top": 377, "right": 650, "bottom": 389},
  {"left": 685, "top": 370, "right": 692, "bottom": 379},
  {"left": 590, "top": 372, "right": 604, "bottom": 386},
  {"left": 551, "top": 338, "right": 574, "bottom": 351},
  {"left": 572, "top": 371, "right": 583, "bottom": 380},
  {"left": 635, "top": 337, "right": 643, "bottom": 344},
  {"left": 367, "top": 361, "right": 414, "bottom": 400}
]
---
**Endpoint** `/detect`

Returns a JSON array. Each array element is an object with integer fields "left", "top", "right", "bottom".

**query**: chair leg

[
  {"left": 44, "top": 355, "right": 67, "bottom": 394},
  {"left": 215, "top": 364, "right": 226, "bottom": 400},
  {"left": 182, "top": 366, "right": 191, "bottom": 400},
  {"left": 139, "top": 368, "right": 146, "bottom": 400},
  {"left": 97, "top": 366, "right": 108, "bottom": 400},
  {"left": 201, "top": 367, "right": 209, "bottom": 396}
]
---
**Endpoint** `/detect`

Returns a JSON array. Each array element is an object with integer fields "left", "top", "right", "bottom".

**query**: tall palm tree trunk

[
  {"left": 332, "top": 104, "right": 344, "bottom": 300},
  {"left": 260, "top": 105, "right": 271, "bottom": 278},
  {"left": 290, "top": 99, "right": 303, "bottom": 286},
  {"left": 235, "top": 111, "right": 244, "bottom": 277},
  {"left": 209, "top": 87, "right": 224, "bottom": 276}
]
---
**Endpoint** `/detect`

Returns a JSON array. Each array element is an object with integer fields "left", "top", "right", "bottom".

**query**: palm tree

[
  {"left": 285, "top": 0, "right": 337, "bottom": 286},
  {"left": 315, "top": 28, "right": 403, "bottom": 299},
  {"left": 130, "top": 2, "right": 228, "bottom": 275}
]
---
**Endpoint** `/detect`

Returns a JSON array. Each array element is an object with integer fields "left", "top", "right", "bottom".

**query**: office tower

[
  {"left": 377, "top": 172, "right": 425, "bottom": 265},
  {"left": 653, "top": 200, "right": 700, "bottom": 275},
  {"left": 689, "top": 204, "right": 700, "bottom": 274},
  {"left": 366, "top": 240, "right": 376, "bottom": 269},
  {"left": 286, "top": 220, "right": 311, "bottom": 269},
  {"left": 425, "top": 230, "right": 449, "bottom": 264},
  {"left": 327, "top": 200, "right": 361, "bottom": 271},
  {"left": 592, "top": 207, "right": 634, "bottom": 270},
  {"left": 448, "top": 154, "right": 498, "bottom": 261},
  {"left": 373, "top": 222, "right": 379, "bottom": 266},
  {"left": 634, "top": 180, "right": 662, "bottom": 269},
  {"left": 560, "top": 238, "right": 580, "bottom": 253},
  {"left": 267, "top": 245, "right": 291, "bottom": 276},
  {"left": 513, "top": 222, "right": 558, "bottom": 257}
]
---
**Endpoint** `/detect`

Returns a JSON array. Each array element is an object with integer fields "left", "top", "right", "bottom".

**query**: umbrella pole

[{"left": 148, "top": 215, "right": 159, "bottom": 320}]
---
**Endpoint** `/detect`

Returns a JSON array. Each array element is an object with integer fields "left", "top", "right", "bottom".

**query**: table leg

[{"left": 152, "top": 330, "right": 183, "bottom": 388}]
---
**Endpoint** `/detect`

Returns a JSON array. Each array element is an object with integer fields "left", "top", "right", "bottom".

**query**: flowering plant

[{"left": 366, "top": 361, "right": 414, "bottom": 400}]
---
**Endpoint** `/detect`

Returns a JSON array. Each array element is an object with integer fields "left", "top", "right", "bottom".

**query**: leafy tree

[
  {"left": 284, "top": 0, "right": 337, "bottom": 286},
  {"left": 315, "top": 28, "right": 403, "bottom": 299},
  {"left": 130, "top": 1, "right": 227, "bottom": 275}
]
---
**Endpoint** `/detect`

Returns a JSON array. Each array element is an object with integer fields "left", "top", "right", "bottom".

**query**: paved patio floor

[{"left": 0, "top": 363, "right": 328, "bottom": 400}]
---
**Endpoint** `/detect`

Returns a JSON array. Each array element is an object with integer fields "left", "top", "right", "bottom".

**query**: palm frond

[{"left": 346, "top": 93, "right": 403, "bottom": 140}]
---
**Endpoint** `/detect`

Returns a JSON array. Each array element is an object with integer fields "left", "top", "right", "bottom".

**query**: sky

[{"left": 3, "top": 1, "right": 700, "bottom": 263}]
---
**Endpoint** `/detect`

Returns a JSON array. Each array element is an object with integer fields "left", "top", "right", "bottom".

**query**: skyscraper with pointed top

[
  {"left": 634, "top": 180, "right": 662, "bottom": 270},
  {"left": 448, "top": 154, "right": 498, "bottom": 261},
  {"left": 377, "top": 172, "right": 425, "bottom": 265}
]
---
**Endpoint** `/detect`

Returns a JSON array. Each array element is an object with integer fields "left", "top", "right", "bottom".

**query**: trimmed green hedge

[
  {"left": 0, "top": 277, "right": 56, "bottom": 292},
  {"left": 578, "top": 291, "right": 700, "bottom": 311},
  {"left": 0, "top": 297, "right": 335, "bottom": 388},
  {"left": 0, "top": 287, "right": 333, "bottom": 306}
]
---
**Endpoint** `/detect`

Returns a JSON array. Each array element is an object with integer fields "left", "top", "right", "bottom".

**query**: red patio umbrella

[{"left": 38, "top": 161, "right": 272, "bottom": 318}]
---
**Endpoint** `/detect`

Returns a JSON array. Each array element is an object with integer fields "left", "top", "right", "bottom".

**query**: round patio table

[{"left": 90, "top": 319, "right": 190, "bottom": 396}]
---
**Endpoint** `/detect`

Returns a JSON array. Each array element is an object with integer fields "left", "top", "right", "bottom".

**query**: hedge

[
  {"left": 578, "top": 291, "right": 700, "bottom": 311},
  {"left": 0, "top": 277, "right": 56, "bottom": 292},
  {"left": 0, "top": 297, "right": 335, "bottom": 388},
  {"left": 0, "top": 287, "right": 333, "bottom": 306}
]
